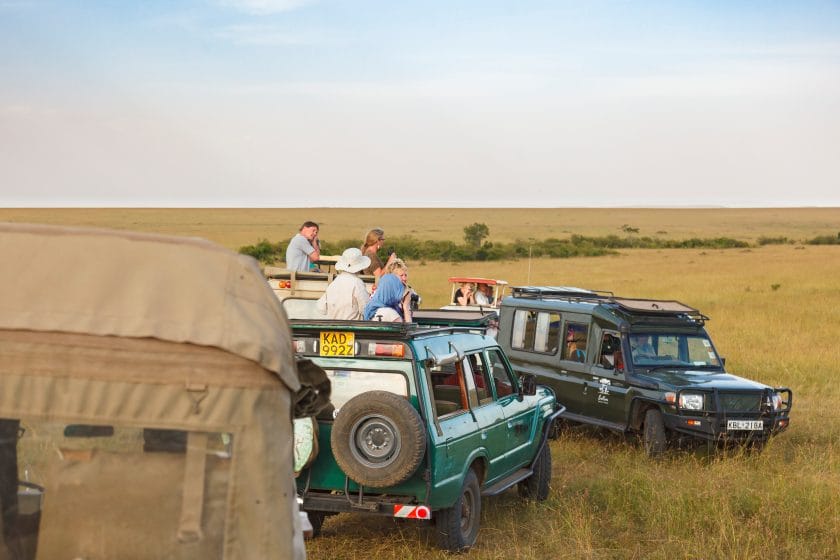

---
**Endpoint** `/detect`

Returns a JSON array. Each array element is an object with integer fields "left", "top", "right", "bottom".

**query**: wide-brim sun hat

[{"left": 336, "top": 247, "right": 371, "bottom": 273}]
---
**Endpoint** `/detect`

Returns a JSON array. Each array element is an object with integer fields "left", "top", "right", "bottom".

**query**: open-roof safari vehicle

[
  {"left": 497, "top": 286, "right": 792, "bottom": 456},
  {"left": 287, "top": 307, "right": 562, "bottom": 552},
  {"left": 0, "top": 223, "right": 316, "bottom": 560}
]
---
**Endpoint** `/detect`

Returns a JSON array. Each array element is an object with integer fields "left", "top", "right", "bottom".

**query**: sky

[{"left": 1, "top": 0, "right": 839, "bottom": 208}]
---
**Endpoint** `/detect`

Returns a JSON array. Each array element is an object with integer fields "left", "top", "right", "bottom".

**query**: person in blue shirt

[{"left": 285, "top": 221, "right": 320, "bottom": 272}]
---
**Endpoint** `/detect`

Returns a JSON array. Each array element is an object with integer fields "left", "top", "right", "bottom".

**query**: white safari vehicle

[{"left": 0, "top": 223, "right": 307, "bottom": 560}]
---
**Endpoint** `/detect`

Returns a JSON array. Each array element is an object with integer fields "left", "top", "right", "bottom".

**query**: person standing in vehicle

[
  {"left": 363, "top": 273, "right": 411, "bottom": 322},
  {"left": 361, "top": 228, "right": 396, "bottom": 279},
  {"left": 286, "top": 221, "right": 320, "bottom": 272},
  {"left": 316, "top": 248, "right": 371, "bottom": 320}
]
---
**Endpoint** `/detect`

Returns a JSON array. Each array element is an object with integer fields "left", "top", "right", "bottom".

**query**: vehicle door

[
  {"left": 457, "top": 352, "right": 513, "bottom": 483},
  {"left": 479, "top": 348, "right": 538, "bottom": 473},
  {"left": 430, "top": 355, "right": 505, "bottom": 482},
  {"left": 587, "top": 328, "right": 630, "bottom": 427},
  {"left": 556, "top": 314, "right": 593, "bottom": 414}
]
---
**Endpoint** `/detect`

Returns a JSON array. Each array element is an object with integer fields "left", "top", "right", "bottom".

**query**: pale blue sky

[{"left": 1, "top": 0, "right": 839, "bottom": 207}]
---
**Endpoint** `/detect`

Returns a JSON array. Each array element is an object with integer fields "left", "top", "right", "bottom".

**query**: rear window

[
  {"left": 309, "top": 358, "right": 415, "bottom": 415},
  {"left": 8, "top": 419, "right": 232, "bottom": 559}
]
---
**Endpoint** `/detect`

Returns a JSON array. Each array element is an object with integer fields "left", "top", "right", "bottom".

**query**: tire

[
  {"left": 436, "top": 468, "right": 481, "bottom": 552},
  {"left": 643, "top": 408, "right": 668, "bottom": 457},
  {"left": 518, "top": 443, "right": 551, "bottom": 500},
  {"left": 330, "top": 390, "right": 426, "bottom": 487}
]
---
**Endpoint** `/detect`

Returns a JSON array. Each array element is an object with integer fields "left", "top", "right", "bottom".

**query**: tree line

[{"left": 240, "top": 222, "right": 839, "bottom": 265}]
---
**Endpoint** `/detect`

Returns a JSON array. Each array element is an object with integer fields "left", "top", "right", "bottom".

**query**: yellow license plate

[{"left": 319, "top": 331, "right": 355, "bottom": 356}]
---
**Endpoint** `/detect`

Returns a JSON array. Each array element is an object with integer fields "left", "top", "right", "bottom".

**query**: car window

[
  {"left": 323, "top": 368, "right": 409, "bottom": 412},
  {"left": 598, "top": 332, "right": 624, "bottom": 370},
  {"left": 561, "top": 322, "right": 589, "bottom": 362},
  {"left": 629, "top": 334, "right": 721, "bottom": 367},
  {"left": 13, "top": 420, "right": 233, "bottom": 558},
  {"left": 510, "top": 309, "right": 560, "bottom": 354},
  {"left": 430, "top": 361, "right": 469, "bottom": 417},
  {"left": 485, "top": 348, "right": 516, "bottom": 398}
]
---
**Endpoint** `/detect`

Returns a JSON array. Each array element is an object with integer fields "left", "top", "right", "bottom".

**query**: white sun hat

[{"left": 335, "top": 247, "right": 371, "bottom": 273}]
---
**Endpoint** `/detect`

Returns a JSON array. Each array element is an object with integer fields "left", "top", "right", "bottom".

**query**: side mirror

[{"left": 519, "top": 373, "right": 537, "bottom": 397}]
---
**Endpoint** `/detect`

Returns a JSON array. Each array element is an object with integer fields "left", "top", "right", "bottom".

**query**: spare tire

[{"left": 330, "top": 390, "right": 426, "bottom": 487}]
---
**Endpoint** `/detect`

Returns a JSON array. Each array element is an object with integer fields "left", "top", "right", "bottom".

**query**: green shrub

[{"left": 806, "top": 232, "right": 840, "bottom": 245}]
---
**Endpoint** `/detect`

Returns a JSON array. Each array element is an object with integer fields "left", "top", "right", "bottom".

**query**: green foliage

[
  {"left": 238, "top": 239, "right": 282, "bottom": 264},
  {"left": 238, "top": 233, "right": 759, "bottom": 264},
  {"left": 463, "top": 222, "right": 490, "bottom": 248},
  {"left": 806, "top": 232, "right": 840, "bottom": 245},
  {"left": 757, "top": 236, "right": 790, "bottom": 245}
]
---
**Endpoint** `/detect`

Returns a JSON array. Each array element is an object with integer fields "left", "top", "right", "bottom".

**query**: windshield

[{"left": 628, "top": 333, "right": 721, "bottom": 368}]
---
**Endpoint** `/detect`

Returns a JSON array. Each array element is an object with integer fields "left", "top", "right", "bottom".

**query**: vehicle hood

[{"left": 637, "top": 369, "right": 770, "bottom": 391}]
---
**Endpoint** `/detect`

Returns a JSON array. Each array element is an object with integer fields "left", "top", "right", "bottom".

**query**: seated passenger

[
  {"left": 473, "top": 284, "right": 493, "bottom": 306},
  {"left": 630, "top": 334, "right": 656, "bottom": 360},
  {"left": 363, "top": 274, "right": 410, "bottom": 322},
  {"left": 566, "top": 334, "right": 586, "bottom": 362},
  {"left": 454, "top": 282, "right": 475, "bottom": 306}
]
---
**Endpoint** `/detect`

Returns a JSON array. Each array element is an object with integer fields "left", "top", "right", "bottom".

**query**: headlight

[
  {"left": 770, "top": 393, "right": 783, "bottom": 411},
  {"left": 679, "top": 393, "right": 704, "bottom": 411}
]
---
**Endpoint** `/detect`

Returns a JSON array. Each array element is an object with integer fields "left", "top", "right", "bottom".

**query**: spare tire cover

[{"left": 330, "top": 390, "right": 426, "bottom": 487}]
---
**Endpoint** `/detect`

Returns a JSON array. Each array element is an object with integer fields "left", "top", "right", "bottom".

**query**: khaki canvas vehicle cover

[{"left": 0, "top": 223, "right": 305, "bottom": 560}]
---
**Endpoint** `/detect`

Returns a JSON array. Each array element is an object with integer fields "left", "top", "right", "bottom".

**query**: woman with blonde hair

[{"left": 361, "top": 227, "right": 396, "bottom": 279}]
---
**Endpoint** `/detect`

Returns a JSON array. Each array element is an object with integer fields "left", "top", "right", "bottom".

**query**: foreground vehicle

[
  {"left": 290, "top": 310, "right": 561, "bottom": 551},
  {"left": 0, "top": 223, "right": 310, "bottom": 559},
  {"left": 498, "top": 287, "right": 792, "bottom": 456}
]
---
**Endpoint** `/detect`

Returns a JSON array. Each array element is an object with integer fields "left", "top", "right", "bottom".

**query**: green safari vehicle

[
  {"left": 289, "top": 309, "right": 562, "bottom": 552},
  {"left": 497, "top": 287, "right": 792, "bottom": 456}
]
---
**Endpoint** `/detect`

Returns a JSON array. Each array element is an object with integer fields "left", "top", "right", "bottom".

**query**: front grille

[{"left": 717, "top": 392, "right": 762, "bottom": 413}]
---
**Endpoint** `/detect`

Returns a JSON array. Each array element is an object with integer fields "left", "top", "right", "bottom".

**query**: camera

[
  {"left": 409, "top": 290, "right": 422, "bottom": 311},
  {"left": 388, "top": 247, "right": 396, "bottom": 257}
]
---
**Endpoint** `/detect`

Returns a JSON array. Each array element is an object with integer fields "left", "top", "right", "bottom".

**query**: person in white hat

[{"left": 316, "top": 248, "right": 372, "bottom": 320}]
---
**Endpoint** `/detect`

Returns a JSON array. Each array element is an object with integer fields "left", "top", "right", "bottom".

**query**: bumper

[{"left": 663, "top": 412, "right": 790, "bottom": 442}]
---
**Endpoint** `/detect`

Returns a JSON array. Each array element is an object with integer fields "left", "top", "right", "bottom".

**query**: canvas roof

[{"left": 0, "top": 222, "right": 299, "bottom": 392}]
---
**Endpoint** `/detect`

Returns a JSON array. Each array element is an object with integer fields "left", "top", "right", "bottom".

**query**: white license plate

[{"left": 727, "top": 420, "right": 763, "bottom": 431}]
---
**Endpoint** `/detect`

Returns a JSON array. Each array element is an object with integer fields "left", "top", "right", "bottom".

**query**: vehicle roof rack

[
  {"left": 289, "top": 310, "right": 496, "bottom": 337},
  {"left": 510, "top": 286, "right": 614, "bottom": 302},
  {"left": 612, "top": 297, "right": 709, "bottom": 322}
]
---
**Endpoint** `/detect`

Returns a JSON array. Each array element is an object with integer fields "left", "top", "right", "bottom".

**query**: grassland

[
  {"left": 2, "top": 208, "right": 838, "bottom": 558},
  {"left": 1, "top": 207, "right": 839, "bottom": 250}
]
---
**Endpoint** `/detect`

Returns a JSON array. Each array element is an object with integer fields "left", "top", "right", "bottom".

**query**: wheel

[
  {"left": 518, "top": 443, "right": 551, "bottom": 500},
  {"left": 330, "top": 390, "right": 426, "bottom": 487},
  {"left": 436, "top": 468, "right": 481, "bottom": 552},
  {"left": 643, "top": 408, "right": 668, "bottom": 457}
]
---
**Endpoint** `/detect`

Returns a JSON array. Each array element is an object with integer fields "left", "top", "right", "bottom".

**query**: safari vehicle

[
  {"left": 497, "top": 286, "right": 792, "bottom": 456},
  {"left": 264, "top": 263, "right": 375, "bottom": 301},
  {"left": 0, "top": 223, "right": 311, "bottom": 560},
  {"left": 290, "top": 309, "right": 562, "bottom": 552}
]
